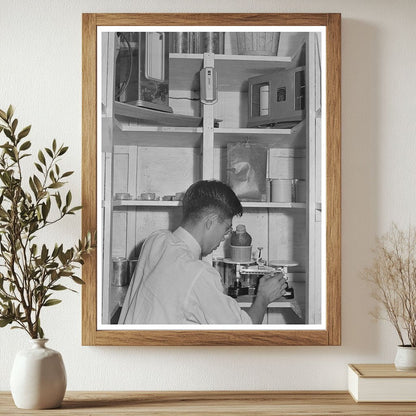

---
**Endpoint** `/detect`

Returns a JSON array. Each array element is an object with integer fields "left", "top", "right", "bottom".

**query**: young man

[{"left": 118, "top": 180, "right": 286, "bottom": 325}]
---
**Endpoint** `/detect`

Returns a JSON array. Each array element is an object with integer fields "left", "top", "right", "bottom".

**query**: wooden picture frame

[{"left": 82, "top": 13, "right": 341, "bottom": 346}]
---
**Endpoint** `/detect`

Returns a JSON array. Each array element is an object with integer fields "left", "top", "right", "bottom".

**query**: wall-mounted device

[
  {"left": 247, "top": 66, "right": 305, "bottom": 128},
  {"left": 116, "top": 32, "right": 173, "bottom": 113},
  {"left": 200, "top": 67, "right": 218, "bottom": 104}
]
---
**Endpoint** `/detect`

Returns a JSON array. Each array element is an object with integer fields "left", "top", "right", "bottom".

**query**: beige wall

[{"left": 1, "top": 0, "right": 416, "bottom": 390}]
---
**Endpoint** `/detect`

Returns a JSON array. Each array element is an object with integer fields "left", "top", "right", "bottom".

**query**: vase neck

[{"left": 30, "top": 338, "right": 49, "bottom": 349}]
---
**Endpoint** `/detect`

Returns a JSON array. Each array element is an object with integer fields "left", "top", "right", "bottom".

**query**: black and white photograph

[{"left": 98, "top": 28, "right": 326, "bottom": 330}]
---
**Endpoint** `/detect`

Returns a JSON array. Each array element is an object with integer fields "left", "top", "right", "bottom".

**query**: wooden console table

[{"left": 1, "top": 391, "right": 416, "bottom": 415}]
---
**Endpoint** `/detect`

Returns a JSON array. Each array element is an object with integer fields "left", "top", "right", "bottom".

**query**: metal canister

[
  {"left": 200, "top": 32, "right": 224, "bottom": 54},
  {"left": 129, "top": 259, "right": 139, "bottom": 279},
  {"left": 170, "top": 32, "right": 190, "bottom": 53},
  {"left": 188, "top": 32, "right": 201, "bottom": 53},
  {"left": 112, "top": 257, "right": 129, "bottom": 286}
]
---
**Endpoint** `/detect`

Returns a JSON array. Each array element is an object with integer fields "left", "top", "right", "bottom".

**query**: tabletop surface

[{"left": 2, "top": 391, "right": 416, "bottom": 415}]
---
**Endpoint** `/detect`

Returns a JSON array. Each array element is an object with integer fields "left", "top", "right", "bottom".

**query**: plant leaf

[
  {"left": 19, "top": 140, "right": 31, "bottom": 151},
  {"left": 58, "top": 146, "right": 68, "bottom": 156},
  {"left": 55, "top": 192, "right": 62, "bottom": 208},
  {"left": 41, "top": 244, "right": 48, "bottom": 262},
  {"left": 50, "top": 285, "right": 68, "bottom": 291},
  {"left": 61, "top": 171, "right": 74, "bottom": 178},
  {"left": 11, "top": 118, "right": 18, "bottom": 133},
  {"left": 6, "top": 105, "right": 14, "bottom": 121},
  {"left": 43, "top": 299, "right": 62, "bottom": 307},
  {"left": 0, "top": 317, "right": 13, "bottom": 327},
  {"left": 29, "top": 177, "right": 37, "bottom": 196},
  {"left": 33, "top": 175, "right": 43, "bottom": 192},
  {"left": 38, "top": 150, "right": 46, "bottom": 165},
  {"left": 48, "top": 182, "right": 64, "bottom": 189},
  {"left": 17, "top": 125, "right": 31, "bottom": 140},
  {"left": 41, "top": 202, "right": 50, "bottom": 221},
  {"left": 65, "top": 191, "right": 72, "bottom": 207},
  {"left": 71, "top": 276, "right": 85, "bottom": 285},
  {"left": 31, "top": 244, "right": 38, "bottom": 256},
  {"left": 34, "top": 162, "right": 43, "bottom": 173},
  {"left": 69, "top": 206, "right": 82, "bottom": 214},
  {"left": 38, "top": 325, "right": 44, "bottom": 339},
  {"left": 3, "top": 128, "right": 12, "bottom": 140}
]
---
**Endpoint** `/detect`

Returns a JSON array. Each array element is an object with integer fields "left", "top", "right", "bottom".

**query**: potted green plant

[
  {"left": 0, "top": 105, "right": 94, "bottom": 409},
  {"left": 362, "top": 223, "right": 416, "bottom": 370}
]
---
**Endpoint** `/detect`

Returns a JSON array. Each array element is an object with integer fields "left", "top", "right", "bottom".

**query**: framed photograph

[{"left": 82, "top": 13, "right": 341, "bottom": 346}]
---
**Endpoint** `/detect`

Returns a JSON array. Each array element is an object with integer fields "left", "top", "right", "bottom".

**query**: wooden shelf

[
  {"left": 168, "top": 53, "right": 295, "bottom": 92},
  {"left": 113, "top": 200, "right": 182, "bottom": 207},
  {"left": 114, "top": 120, "right": 203, "bottom": 147},
  {"left": 242, "top": 202, "right": 306, "bottom": 209},
  {"left": 113, "top": 120, "right": 305, "bottom": 149},
  {"left": 114, "top": 102, "right": 202, "bottom": 127},
  {"left": 112, "top": 200, "right": 305, "bottom": 209},
  {"left": 115, "top": 122, "right": 202, "bottom": 134},
  {"left": 214, "top": 120, "right": 306, "bottom": 148},
  {"left": 2, "top": 391, "right": 414, "bottom": 415}
]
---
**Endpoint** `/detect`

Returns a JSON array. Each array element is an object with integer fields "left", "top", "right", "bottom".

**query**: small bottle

[{"left": 230, "top": 224, "right": 252, "bottom": 246}]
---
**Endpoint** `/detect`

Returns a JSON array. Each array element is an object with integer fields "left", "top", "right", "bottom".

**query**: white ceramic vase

[
  {"left": 10, "top": 338, "right": 67, "bottom": 409},
  {"left": 394, "top": 345, "right": 416, "bottom": 371}
]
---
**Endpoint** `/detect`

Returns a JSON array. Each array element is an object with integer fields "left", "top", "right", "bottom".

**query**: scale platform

[
  {"left": 222, "top": 258, "right": 254, "bottom": 265},
  {"left": 269, "top": 259, "right": 299, "bottom": 268},
  {"left": 221, "top": 258, "right": 299, "bottom": 268}
]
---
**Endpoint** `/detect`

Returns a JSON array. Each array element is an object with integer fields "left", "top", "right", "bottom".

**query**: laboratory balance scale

[{"left": 218, "top": 254, "right": 297, "bottom": 300}]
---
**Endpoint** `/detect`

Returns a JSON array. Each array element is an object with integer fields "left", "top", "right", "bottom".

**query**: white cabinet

[{"left": 101, "top": 32, "right": 322, "bottom": 325}]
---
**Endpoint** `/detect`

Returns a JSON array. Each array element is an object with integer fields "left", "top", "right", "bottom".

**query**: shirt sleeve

[{"left": 184, "top": 264, "right": 253, "bottom": 324}]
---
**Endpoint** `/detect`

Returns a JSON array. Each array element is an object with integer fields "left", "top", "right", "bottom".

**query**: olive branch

[{"left": 0, "top": 105, "right": 94, "bottom": 339}]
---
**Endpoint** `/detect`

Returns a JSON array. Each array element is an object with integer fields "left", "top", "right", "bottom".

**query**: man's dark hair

[{"left": 182, "top": 180, "right": 243, "bottom": 223}]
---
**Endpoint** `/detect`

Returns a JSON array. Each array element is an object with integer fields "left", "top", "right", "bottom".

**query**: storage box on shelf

[{"left": 348, "top": 364, "right": 416, "bottom": 402}]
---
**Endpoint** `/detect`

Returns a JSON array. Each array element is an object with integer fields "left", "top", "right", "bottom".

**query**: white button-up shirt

[{"left": 118, "top": 227, "right": 252, "bottom": 325}]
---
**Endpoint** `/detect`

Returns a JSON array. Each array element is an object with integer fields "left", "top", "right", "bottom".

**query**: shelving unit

[
  {"left": 213, "top": 121, "right": 305, "bottom": 148},
  {"left": 114, "top": 121, "right": 203, "bottom": 147},
  {"left": 101, "top": 31, "right": 322, "bottom": 326},
  {"left": 113, "top": 200, "right": 306, "bottom": 209}
]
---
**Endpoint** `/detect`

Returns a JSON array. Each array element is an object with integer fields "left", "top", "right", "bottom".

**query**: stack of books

[{"left": 348, "top": 364, "right": 416, "bottom": 402}]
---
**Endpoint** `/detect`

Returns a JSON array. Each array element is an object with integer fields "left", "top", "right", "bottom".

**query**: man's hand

[
  {"left": 256, "top": 272, "right": 287, "bottom": 304},
  {"left": 246, "top": 272, "right": 287, "bottom": 324}
]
